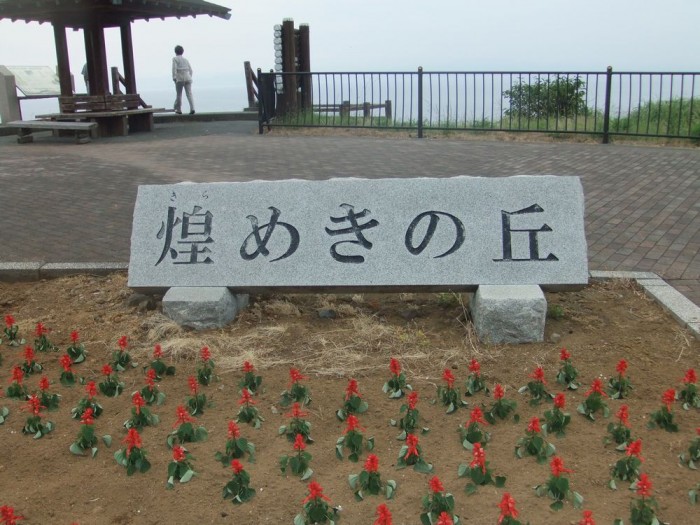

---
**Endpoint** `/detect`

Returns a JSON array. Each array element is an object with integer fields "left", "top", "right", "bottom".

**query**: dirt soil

[{"left": 0, "top": 274, "right": 698, "bottom": 525}]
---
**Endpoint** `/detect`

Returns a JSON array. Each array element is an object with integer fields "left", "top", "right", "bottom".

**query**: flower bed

[{"left": 0, "top": 275, "right": 698, "bottom": 524}]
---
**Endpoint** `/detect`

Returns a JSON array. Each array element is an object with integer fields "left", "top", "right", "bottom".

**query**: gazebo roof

[{"left": 0, "top": 0, "right": 231, "bottom": 27}]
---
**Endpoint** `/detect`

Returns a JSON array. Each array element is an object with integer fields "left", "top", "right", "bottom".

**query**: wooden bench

[
  {"left": 33, "top": 94, "right": 165, "bottom": 137},
  {"left": 6, "top": 120, "right": 98, "bottom": 144}
]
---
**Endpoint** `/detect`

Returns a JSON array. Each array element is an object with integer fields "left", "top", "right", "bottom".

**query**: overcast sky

[{"left": 1, "top": 0, "right": 698, "bottom": 90}]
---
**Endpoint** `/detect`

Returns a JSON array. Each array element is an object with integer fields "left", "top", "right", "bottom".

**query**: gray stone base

[
  {"left": 470, "top": 285, "right": 547, "bottom": 344},
  {"left": 162, "top": 287, "right": 248, "bottom": 330}
]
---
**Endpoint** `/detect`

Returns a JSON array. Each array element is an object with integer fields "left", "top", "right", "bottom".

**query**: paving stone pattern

[{"left": 0, "top": 121, "right": 698, "bottom": 306}]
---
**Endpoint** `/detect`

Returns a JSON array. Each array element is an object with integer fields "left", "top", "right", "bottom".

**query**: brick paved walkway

[{"left": 1, "top": 121, "right": 698, "bottom": 305}]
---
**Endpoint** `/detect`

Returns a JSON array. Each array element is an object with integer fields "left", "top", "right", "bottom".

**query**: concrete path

[{"left": 0, "top": 121, "right": 698, "bottom": 306}]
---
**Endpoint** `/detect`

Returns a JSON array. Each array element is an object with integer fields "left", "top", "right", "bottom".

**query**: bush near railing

[{"left": 503, "top": 77, "right": 589, "bottom": 119}]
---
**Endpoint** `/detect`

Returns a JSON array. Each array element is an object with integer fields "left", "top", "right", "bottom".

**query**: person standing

[
  {"left": 81, "top": 63, "right": 89, "bottom": 92},
  {"left": 172, "top": 45, "right": 195, "bottom": 115}
]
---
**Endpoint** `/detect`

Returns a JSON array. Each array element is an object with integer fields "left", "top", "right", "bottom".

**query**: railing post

[
  {"left": 385, "top": 99, "right": 392, "bottom": 121},
  {"left": 417, "top": 66, "right": 423, "bottom": 138},
  {"left": 602, "top": 65, "right": 613, "bottom": 144},
  {"left": 257, "top": 68, "right": 264, "bottom": 134}
]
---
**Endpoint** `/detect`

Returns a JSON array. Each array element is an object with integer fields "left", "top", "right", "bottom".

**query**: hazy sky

[{"left": 0, "top": 0, "right": 698, "bottom": 90}]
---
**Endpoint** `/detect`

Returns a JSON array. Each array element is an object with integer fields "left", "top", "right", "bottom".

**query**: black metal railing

[{"left": 258, "top": 67, "right": 700, "bottom": 143}]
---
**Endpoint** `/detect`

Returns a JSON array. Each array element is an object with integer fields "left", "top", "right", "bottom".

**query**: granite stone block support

[
  {"left": 470, "top": 285, "right": 547, "bottom": 344},
  {"left": 162, "top": 287, "right": 248, "bottom": 330}
]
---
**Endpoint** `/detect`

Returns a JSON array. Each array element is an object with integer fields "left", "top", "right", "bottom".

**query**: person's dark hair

[{"left": 174, "top": 45, "right": 184, "bottom": 55}]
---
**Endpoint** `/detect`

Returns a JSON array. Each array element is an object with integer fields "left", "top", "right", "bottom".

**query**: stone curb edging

[
  {"left": 589, "top": 270, "right": 700, "bottom": 340},
  {"left": 0, "top": 262, "right": 128, "bottom": 281},
  {"left": 1, "top": 263, "right": 698, "bottom": 340}
]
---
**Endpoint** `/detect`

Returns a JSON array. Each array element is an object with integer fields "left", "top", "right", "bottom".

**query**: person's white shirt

[{"left": 172, "top": 56, "right": 193, "bottom": 82}]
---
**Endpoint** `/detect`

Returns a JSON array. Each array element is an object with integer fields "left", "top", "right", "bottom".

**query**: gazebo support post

[
  {"left": 53, "top": 23, "right": 73, "bottom": 96},
  {"left": 120, "top": 22, "right": 137, "bottom": 95},
  {"left": 84, "top": 21, "right": 109, "bottom": 95}
]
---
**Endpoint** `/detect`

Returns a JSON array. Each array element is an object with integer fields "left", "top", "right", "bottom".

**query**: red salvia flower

[
  {"left": 436, "top": 512, "right": 454, "bottom": 525},
  {"left": 442, "top": 368, "right": 455, "bottom": 389},
  {"left": 636, "top": 473, "right": 652, "bottom": 498},
  {"left": 579, "top": 510, "right": 596, "bottom": 525},
  {"left": 493, "top": 383, "right": 505, "bottom": 400},
  {"left": 0, "top": 505, "right": 24, "bottom": 525},
  {"left": 345, "top": 414, "right": 364, "bottom": 434},
  {"left": 4, "top": 314, "right": 15, "bottom": 328},
  {"left": 364, "top": 453, "right": 379, "bottom": 473},
  {"left": 34, "top": 322, "right": 49, "bottom": 337},
  {"left": 554, "top": 392, "right": 566, "bottom": 409},
  {"left": 345, "top": 378, "right": 361, "bottom": 400},
  {"left": 468, "top": 358, "right": 481, "bottom": 376},
  {"left": 585, "top": 378, "right": 607, "bottom": 397},
  {"left": 145, "top": 368, "right": 157, "bottom": 388},
  {"left": 470, "top": 442, "right": 487, "bottom": 473},
  {"left": 625, "top": 439, "right": 644, "bottom": 460},
  {"left": 101, "top": 364, "right": 113, "bottom": 376},
  {"left": 172, "top": 445, "right": 187, "bottom": 463},
  {"left": 389, "top": 358, "right": 401, "bottom": 376},
  {"left": 616, "top": 359, "right": 628, "bottom": 376},
  {"left": 117, "top": 335, "right": 128, "bottom": 350},
  {"left": 188, "top": 375, "right": 199, "bottom": 395},
  {"left": 662, "top": 388, "right": 676, "bottom": 411},
  {"left": 404, "top": 433, "right": 419, "bottom": 459},
  {"left": 81, "top": 407, "right": 95, "bottom": 425},
  {"left": 239, "top": 388, "right": 255, "bottom": 406},
  {"left": 70, "top": 330, "right": 80, "bottom": 343},
  {"left": 287, "top": 402, "right": 308, "bottom": 419},
  {"left": 174, "top": 405, "right": 194, "bottom": 427},
  {"left": 153, "top": 344, "right": 163, "bottom": 359},
  {"left": 429, "top": 475, "right": 445, "bottom": 494},
  {"left": 242, "top": 360, "right": 255, "bottom": 373},
  {"left": 11, "top": 366, "right": 24, "bottom": 384},
  {"left": 293, "top": 433, "right": 306, "bottom": 452},
  {"left": 23, "top": 346, "right": 35, "bottom": 364},
  {"left": 59, "top": 354, "right": 72, "bottom": 372},
  {"left": 407, "top": 391, "right": 419, "bottom": 410},
  {"left": 529, "top": 365, "right": 546, "bottom": 384},
  {"left": 616, "top": 404, "right": 630, "bottom": 427},
  {"left": 25, "top": 394, "right": 44, "bottom": 416},
  {"left": 560, "top": 348, "right": 571, "bottom": 361},
  {"left": 123, "top": 428, "right": 142, "bottom": 456},
  {"left": 289, "top": 367, "right": 307, "bottom": 386},
  {"left": 374, "top": 503, "right": 393, "bottom": 525},
  {"left": 527, "top": 416, "right": 541, "bottom": 433},
  {"left": 550, "top": 456, "right": 573, "bottom": 477},
  {"left": 38, "top": 376, "right": 50, "bottom": 391},
  {"left": 682, "top": 368, "right": 697, "bottom": 384},
  {"left": 132, "top": 392, "right": 146, "bottom": 414},
  {"left": 230, "top": 459, "right": 245, "bottom": 474},
  {"left": 302, "top": 481, "right": 330, "bottom": 504},
  {"left": 469, "top": 406, "right": 487, "bottom": 425},
  {"left": 228, "top": 420, "right": 241, "bottom": 439},
  {"left": 85, "top": 380, "right": 97, "bottom": 398},
  {"left": 200, "top": 346, "right": 211, "bottom": 361},
  {"left": 497, "top": 493, "right": 519, "bottom": 524}
]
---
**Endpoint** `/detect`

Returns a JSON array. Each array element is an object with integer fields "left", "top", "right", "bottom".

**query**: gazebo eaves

[{"left": 0, "top": 0, "right": 232, "bottom": 26}]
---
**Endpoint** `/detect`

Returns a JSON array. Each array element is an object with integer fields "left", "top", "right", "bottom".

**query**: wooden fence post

[
  {"left": 281, "top": 19, "right": 297, "bottom": 115},
  {"left": 244, "top": 61, "right": 258, "bottom": 110}
]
